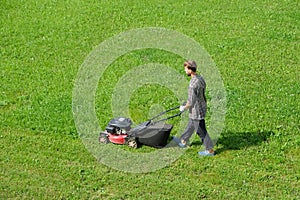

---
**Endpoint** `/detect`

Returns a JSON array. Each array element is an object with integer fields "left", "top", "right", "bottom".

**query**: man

[{"left": 173, "top": 60, "right": 215, "bottom": 156}]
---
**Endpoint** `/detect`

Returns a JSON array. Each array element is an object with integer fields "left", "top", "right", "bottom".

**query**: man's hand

[{"left": 179, "top": 106, "right": 185, "bottom": 112}]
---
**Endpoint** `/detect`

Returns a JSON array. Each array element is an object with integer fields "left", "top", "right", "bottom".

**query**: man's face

[{"left": 184, "top": 66, "right": 191, "bottom": 76}]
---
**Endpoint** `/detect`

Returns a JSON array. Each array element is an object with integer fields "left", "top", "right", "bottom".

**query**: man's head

[{"left": 184, "top": 60, "right": 197, "bottom": 76}]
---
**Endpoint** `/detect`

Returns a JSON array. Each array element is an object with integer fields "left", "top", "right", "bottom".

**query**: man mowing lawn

[{"left": 173, "top": 60, "right": 215, "bottom": 156}]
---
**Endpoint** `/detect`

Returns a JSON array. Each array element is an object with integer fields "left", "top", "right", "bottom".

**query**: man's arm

[{"left": 181, "top": 86, "right": 195, "bottom": 110}]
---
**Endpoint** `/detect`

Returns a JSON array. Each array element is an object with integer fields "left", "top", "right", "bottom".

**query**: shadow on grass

[
  {"left": 190, "top": 130, "right": 273, "bottom": 153},
  {"left": 215, "top": 130, "right": 274, "bottom": 153}
]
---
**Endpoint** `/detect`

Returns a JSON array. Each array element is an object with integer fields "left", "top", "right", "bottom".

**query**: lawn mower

[{"left": 99, "top": 106, "right": 183, "bottom": 148}]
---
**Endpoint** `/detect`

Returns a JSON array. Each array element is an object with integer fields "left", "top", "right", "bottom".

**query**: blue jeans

[{"left": 180, "top": 119, "right": 214, "bottom": 150}]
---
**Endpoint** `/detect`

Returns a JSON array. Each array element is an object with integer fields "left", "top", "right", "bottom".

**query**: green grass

[{"left": 1, "top": 0, "right": 299, "bottom": 199}]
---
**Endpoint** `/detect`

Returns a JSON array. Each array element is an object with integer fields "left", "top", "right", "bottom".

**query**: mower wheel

[
  {"left": 126, "top": 137, "right": 138, "bottom": 148},
  {"left": 99, "top": 133, "right": 109, "bottom": 144}
]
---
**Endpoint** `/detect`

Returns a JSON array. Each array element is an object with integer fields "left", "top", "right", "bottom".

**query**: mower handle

[
  {"left": 147, "top": 105, "right": 185, "bottom": 125},
  {"left": 148, "top": 105, "right": 180, "bottom": 121},
  {"left": 152, "top": 111, "right": 183, "bottom": 124}
]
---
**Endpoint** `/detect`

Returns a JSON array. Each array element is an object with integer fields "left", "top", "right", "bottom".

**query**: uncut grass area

[{"left": 1, "top": 0, "right": 299, "bottom": 199}]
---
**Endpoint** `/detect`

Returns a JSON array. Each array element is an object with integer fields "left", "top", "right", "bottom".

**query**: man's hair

[{"left": 184, "top": 60, "right": 197, "bottom": 72}]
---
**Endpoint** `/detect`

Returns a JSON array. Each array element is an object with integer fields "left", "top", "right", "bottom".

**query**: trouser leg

[
  {"left": 180, "top": 118, "right": 195, "bottom": 143},
  {"left": 195, "top": 119, "right": 214, "bottom": 150}
]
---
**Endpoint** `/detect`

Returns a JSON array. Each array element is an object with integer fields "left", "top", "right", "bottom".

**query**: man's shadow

[
  {"left": 216, "top": 130, "right": 273, "bottom": 153},
  {"left": 191, "top": 130, "right": 273, "bottom": 153}
]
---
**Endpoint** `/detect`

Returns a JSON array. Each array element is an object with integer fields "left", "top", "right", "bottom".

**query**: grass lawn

[{"left": 1, "top": 0, "right": 299, "bottom": 199}]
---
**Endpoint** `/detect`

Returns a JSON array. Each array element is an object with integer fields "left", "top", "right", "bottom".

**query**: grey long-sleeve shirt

[{"left": 187, "top": 75, "right": 207, "bottom": 120}]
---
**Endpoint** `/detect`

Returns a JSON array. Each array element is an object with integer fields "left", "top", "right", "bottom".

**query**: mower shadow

[{"left": 190, "top": 130, "right": 274, "bottom": 154}]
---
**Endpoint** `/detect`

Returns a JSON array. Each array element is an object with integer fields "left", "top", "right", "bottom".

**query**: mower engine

[
  {"left": 99, "top": 117, "right": 138, "bottom": 148},
  {"left": 106, "top": 117, "right": 132, "bottom": 134},
  {"left": 106, "top": 125, "right": 126, "bottom": 135}
]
